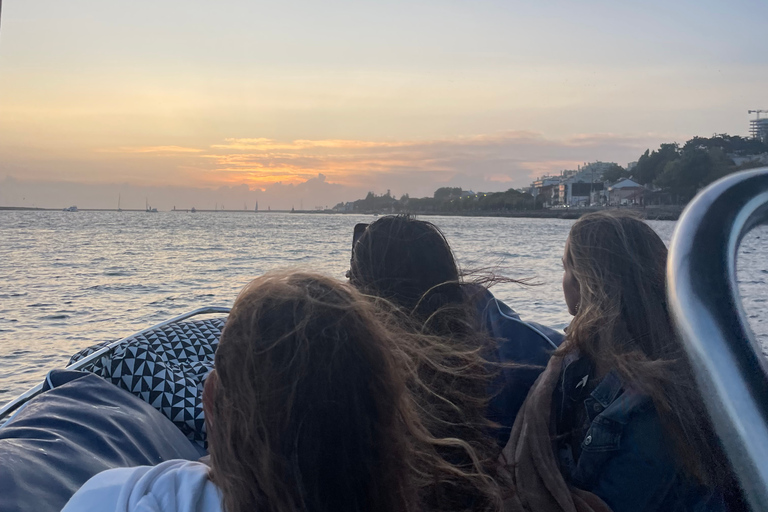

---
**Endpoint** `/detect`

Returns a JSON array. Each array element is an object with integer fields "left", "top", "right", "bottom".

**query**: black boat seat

[{"left": 0, "top": 370, "right": 203, "bottom": 512}]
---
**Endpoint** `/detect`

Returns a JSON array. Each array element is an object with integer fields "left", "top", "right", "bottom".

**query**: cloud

[
  {"left": 2, "top": 130, "right": 676, "bottom": 210},
  {"left": 98, "top": 146, "right": 205, "bottom": 154},
  {"left": 198, "top": 131, "right": 669, "bottom": 193},
  {"left": 211, "top": 138, "right": 411, "bottom": 151}
]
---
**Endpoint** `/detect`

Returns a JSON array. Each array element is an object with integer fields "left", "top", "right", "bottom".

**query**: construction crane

[{"left": 749, "top": 109, "right": 768, "bottom": 119}]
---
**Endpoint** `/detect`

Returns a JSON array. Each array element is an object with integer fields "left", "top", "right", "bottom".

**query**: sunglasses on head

[
  {"left": 352, "top": 223, "right": 369, "bottom": 248},
  {"left": 346, "top": 223, "right": 369, "bottom": 279}
]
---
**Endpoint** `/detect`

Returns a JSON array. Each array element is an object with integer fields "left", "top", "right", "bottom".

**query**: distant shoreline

[
  {"left": 391, "top": 206, "right": 684, "bottom": 221},
  {"left": 0, "top": 205, "right": 684, "bottom": 220}
]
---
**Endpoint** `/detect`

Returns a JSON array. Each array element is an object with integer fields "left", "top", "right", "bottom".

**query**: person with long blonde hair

[
  {"left": 503, "top": 212, "right": 737, "bottom": 512},
  {"left": 62, "top": 271, "right": 503, "bottom": 512}
]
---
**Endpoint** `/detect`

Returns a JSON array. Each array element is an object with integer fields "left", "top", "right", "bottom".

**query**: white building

[
  {"left": 750, "top": 118, "right": 768, "bottom": 144},
  {"left": 530, "top": 176, "right": 561, "bottom": 206},
  {"left": 558, "top": 163, "right": 611, "bottom": 206},
  {"left": 608, "top": 178, "right": 645, "bottom": 205},
  {"left": 531, "top": 170, "right": 578, "bottom": 206},
  {"left": 333, "top": 202, "right": 355, "bottom": 212}
]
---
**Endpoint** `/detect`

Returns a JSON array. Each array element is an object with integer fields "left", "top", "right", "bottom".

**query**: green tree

[
  {"left": 433, "top": 187, "right": 463, "bottom": 201},
  {"left": 601, "top": 163, "right": 629, "bottom": 183},
  {"left": 683, "top": 134, "right": 768, "bottom": 156},
  {"left": 654, "top": 147, "right": 732, "bottom": 201},
  {"left": 633, "top": 143, "right": 680, "bottom": 185}
]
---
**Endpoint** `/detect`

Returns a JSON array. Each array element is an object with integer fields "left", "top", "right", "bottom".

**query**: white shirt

[{"left": 62, "top": 460, "right": 223, "bottom": 512}]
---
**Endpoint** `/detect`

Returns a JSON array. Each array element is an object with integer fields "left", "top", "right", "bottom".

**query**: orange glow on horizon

[{"left": 89, "top": 131, "right": 666, "bottom": 191}]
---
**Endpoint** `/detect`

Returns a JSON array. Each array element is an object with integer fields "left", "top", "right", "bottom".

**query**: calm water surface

[{"left": 1, "top": 211, "right": 766, "bottom": 405}]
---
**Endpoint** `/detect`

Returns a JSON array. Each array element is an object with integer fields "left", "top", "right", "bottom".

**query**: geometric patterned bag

[{"left": 68, "top": 317, "right": 226, "bottom": 448}]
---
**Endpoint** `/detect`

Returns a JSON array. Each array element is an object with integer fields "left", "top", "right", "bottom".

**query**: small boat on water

[
  {"left": 2, "top": 168, "right": 768, "bottom": 511},
  {"left": 63, "top": 206, "right": 78, "bottom": 212}
]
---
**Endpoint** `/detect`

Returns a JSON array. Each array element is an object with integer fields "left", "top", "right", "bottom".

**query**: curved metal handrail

[
  {"left": 668, "top": 167, "right": 768, "bottom": 510},
  {"left": 0, "top": 306, "right": 230, "bottom": 421}
]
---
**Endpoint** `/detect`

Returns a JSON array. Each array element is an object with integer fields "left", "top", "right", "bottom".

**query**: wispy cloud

[
  {"left": 196, "top": 131, "right": 667, "bottom": 191},
  {"left": 4, "top": 130, "right": 674, "bottom": 210},
  {"left": 98, "top": 146, "right": 205, "bottom": 154},
  {"left": 30, "top": 129, "right": 671, "bottom": 209},
  {"left": 211, "top": 138, "right": 412, "bottom": 151}
]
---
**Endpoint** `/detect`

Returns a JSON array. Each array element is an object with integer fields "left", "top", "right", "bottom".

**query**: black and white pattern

[{"left": 69, "top": 317, "right": 227, "bottom": 447}]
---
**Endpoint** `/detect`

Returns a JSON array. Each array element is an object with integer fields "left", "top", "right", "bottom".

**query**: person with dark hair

[
  {"left": 348, "top": 215, "right": 465, "bottom": 316},
  {"left": 62, "top": 271, "right": 503, "bottom": 512},
  {"left": 348, "top": 215, "right": 563, "bottom": 446},
  {"left": 502, "top": 211, "right": 735, "bottom": 512}
]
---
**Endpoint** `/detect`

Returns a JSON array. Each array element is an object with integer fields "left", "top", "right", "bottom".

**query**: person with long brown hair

[
  {"left": 348, "top": 215, "right": 568, "bottom": 511},
  {"left": 502, "top": 211, "right": 734, "bottom": 512},
  {"left": 348, "top": 215, "right": 562, "bottom": 450},
  {"left": 62, "top": 270, "right": 502, "bottom": 512}
]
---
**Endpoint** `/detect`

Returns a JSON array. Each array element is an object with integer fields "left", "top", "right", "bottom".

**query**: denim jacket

[
  {"left": 474, "top": 289, "right": 564, "bottom": 446},
  {"left": 555, "top": 355, "right": 726, "bottom": 512}
]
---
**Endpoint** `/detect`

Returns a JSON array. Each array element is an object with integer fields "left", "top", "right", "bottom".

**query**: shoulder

[
  {"left": 476, "top": 289, "right": 562, "bottom": 358},
  {"left": 62, "top": 460, "right": 222, "bottom": 512}
]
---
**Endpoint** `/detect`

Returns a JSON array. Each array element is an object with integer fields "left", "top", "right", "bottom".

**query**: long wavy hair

[
  {"left": 205, "top": 271, "right": 502, "bottom": 512},
  {"left": 560, "top": 211, "right": 728, "bottom": 486},
  {"left": 348, "top": 216, "right": 506, "bottom": 493}
]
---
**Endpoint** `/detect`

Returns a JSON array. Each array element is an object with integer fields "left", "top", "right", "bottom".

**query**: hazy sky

[{"left": 1, "top": 0, "right": 766, "bottom": 209}]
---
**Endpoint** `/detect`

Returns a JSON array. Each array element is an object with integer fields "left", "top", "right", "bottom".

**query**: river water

[{"left": 1, "top": 211, "right": 766, "bottom": 405}]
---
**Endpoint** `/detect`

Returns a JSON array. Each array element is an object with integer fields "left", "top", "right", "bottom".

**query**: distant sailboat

[
  {"left": 118, "top": 194, "right": 122, "bottom": 212},
  {"left": 145, "top": 198, "right": 158, "bottom": 213}
]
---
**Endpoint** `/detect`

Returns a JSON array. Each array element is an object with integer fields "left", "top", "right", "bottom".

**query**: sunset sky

[{"left": 1, "top": 0, "right": 766, "bottom": 209}]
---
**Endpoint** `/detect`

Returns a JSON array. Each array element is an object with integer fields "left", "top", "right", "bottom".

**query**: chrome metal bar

[
  {"left": 667, "top": 167, "right": 768, "bottom": 511},
  {"left": 0, "top": 306, "right": 230, "bottom": 421}
]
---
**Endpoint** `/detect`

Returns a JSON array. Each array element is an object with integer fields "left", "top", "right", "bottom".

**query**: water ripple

[{"left": 0, "top": 211, "right": 765, "bottom": 405}]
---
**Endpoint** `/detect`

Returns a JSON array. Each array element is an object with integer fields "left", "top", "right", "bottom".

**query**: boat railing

[
  {"left": 0, "top": 306, "right": 230, "bottom": 422},
  {"left": 667, "top": 167, "right": 768, "bottom": 511}
]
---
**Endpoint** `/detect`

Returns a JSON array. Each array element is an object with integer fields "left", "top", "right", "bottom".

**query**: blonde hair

[{"left": 561, "top": 211, "right": 729, "bottom": 486}]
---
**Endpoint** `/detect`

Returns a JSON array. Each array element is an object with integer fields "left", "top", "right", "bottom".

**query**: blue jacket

[
  {"left": 554, "top": 354, "right": 726, "bottom": 512},
  {"left": 475, "top": 289, "right": 564, "bottom": 446}
]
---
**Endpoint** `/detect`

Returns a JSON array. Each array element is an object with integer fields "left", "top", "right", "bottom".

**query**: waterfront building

[
  {"left": 530, "top": 176, "right": 561, "bottom": 207},
  {"left": 333, "top": 201, "right": 355, "bottom": 212},
  {"left": 608, "top": 178, "right": 645, "bottom": 205},
  {"left": 557, "top": 162, "right": 610, "bottom": 206},
  {"left": 531, "top": 170, "right": 578, "bottom": 206},
  {"left": 530, "top": 162, "right": 624, "bottom": 207}
]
